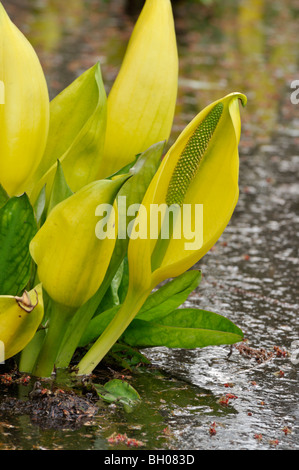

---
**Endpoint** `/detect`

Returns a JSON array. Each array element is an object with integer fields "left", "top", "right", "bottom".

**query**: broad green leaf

[
  {"left": 136, "top": 269, "right": 201, "bottom": 322},
  {"left": 0, "top": 194, "right": 37, "bottom": 295},
  {"left": 29, "top": 62, "right": 107, "bottom": 203},
  {"left": 79, "top": 270, "right": 201, "bottom": 347},
  {"left": 95, "top": 379, "right": 140, "bottom": 412},
  {"left": 122, "top": 308, "right": 244, "bottom": 349}
]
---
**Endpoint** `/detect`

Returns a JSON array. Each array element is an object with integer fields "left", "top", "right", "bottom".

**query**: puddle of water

[{"left": 0, "top": 0, "right": 298, "bottom": 450}]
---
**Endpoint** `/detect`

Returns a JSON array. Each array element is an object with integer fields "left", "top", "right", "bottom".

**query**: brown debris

[
  {"left": 234, "top": 342, "right": 275, "bottom": 364},
  {"left": 107, "top": 432, "right": 145, "bottom": 447},
  {"left": 0, "top": 380, "right": 98, "bottom": 429}
]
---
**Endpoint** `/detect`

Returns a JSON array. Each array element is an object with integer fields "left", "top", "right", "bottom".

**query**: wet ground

[{"left": 0, "top": 0, "right": 298, "bottom": 450}]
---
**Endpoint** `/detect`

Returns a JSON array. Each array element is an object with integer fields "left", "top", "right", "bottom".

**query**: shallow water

[{"left": 1, "top": 0, "right": 298, "bottom": 450}]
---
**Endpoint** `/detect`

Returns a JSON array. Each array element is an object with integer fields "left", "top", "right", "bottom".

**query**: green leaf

[
  {"left": 33, "top": 185, "right": 47, "bottom": 226},
  {"left": 79, "top": 270, "right": 201, "bottom": 347},
  {"left": 47, "top": 160, "right": 73, "bottom": 215},
  {"left": 122, "top": 308, "right": 244, "bottom": 349},
  {"left": 96, "top": 260, "right": 125, "bottom": 314},
  {"left": 136, "top": 269, "right": 201, "bottom": 322},
  {"left": 29, "top": 62, "right": 107, "bottom": 203},
  {"left": 95, "top": 379, "right": 140, "bottom": 412},
  {"left": 106, "top": 154, "right": 140, "bottom": 179},
  {"left": 0, "top": 194, "right": 37, "bottom": 295}
]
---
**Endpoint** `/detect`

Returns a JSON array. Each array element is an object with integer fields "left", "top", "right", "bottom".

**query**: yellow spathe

[
  {"left": 97, "top": 0, "right": 178, "bottom": 179},
  {"left": 128, "top": 92, "right": 247, "bottom": 292},
  {"left": 29, "top": 176, "right": 129, "bottom": 309},
  {"left": 0, "top": 284, "right": 44, "bottom": 360},
  {"left": 0, "top": 4, "right": 49, "bottom": 196},
  {"left": 75, "top": 92, "right": 246, "bottom": 376}
]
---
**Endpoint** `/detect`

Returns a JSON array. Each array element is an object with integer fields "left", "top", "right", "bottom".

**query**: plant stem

[
  {"left": 18, "top": 329, "right": 46, "bottom": 373},
  {"left": 19, "top": 294, "right": 52, "bottom": 373},
  {"left": 32, "top": 301, "right": 75, "bottom": 378},
  {"left": 75, "top": 289, "right": 148, "bottom": 376},
  {"left": 55, "top": 256, "right": 124, "bottom": 369}
]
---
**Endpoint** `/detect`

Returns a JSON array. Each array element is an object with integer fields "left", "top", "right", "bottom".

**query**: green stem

[
  {"left": 75, "top": 289, "right": 148, "bottom": 376},
  {"left": 55, "top": 256, "right": 124, "bottom": 369},
  {"left": 33, "top": 301, "right": 75, "bottom": 378},
  {"left": 19, "top": 294, "right": 52, "bottom": 374},
  {"left": 19, "top": 329, "right": 46, "bottom": 374}
]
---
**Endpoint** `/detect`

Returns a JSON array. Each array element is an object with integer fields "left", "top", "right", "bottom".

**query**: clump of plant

[{"left": 0, "top": 0, "right": 245, "bottom": 379}]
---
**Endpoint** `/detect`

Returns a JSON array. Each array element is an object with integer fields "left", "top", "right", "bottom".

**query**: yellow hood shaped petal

[
  {"left": 0, "top": 4, "right": 49, "bottom": 196},
  {"left": 30, "top": 175, "right": 129, "bottom": 309},
  {"left": 97, "top": 0, "right": 178, "bottom": 179},
  {"left": 127, "top": 92, "right": 247, "bottom": 291},
  {"left": 0, "top": 284, "right": 44, "bottom": 360},
  {"left": 75, "top": 92, "right": 246, "bottom": 376}
]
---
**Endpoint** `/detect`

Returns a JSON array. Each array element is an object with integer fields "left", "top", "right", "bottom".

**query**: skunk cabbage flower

[
  {"left": 130, "top": 92, "right": 247, "bottom": 290},
  {"left": 97, "top": 0, "right": 178, "bottom": 179},
  {"left": 30, "top": 175, "right": 129, "bottom": 310},
  {"left": 0, "top": 284, "right": 44, "bottom": 360},
  {"left": 0, "top": 4, "right": 49, "bottom": 196},
  {"left": 76, "top": 92, "right": 246, "bottom": 375},
  {"left": 29, "top": 175, "right": 130, "bottom": 377},
  {"left": 28, "top": 62, "right": 107, "bottom": 204}
]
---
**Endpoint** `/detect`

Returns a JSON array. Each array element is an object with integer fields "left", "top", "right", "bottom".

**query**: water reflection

[
  {"left": 174, "top": 0, "right": 298, "bottom": 146},
  {"left": 4, "top": 0, "right": 298, "bottom": 145}
]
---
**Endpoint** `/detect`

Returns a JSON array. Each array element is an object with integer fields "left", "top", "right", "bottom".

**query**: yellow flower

[
  {"left": 76, "top": 92, "right": 246, "bottom": 375},
  {"left": 129, "top": 92, "right": 247, "bottom": 292},
  {"left": 97, "top": 0, "right": 178, "bottom": 179},
  {"left": 0, "top": 4, "right": 49, "bottom": 196},
  {"left": 30, "top": 176, "right": 129, "bottom": 309},
  {"left": 29, "top": 175, "right": 130, "bottom": 377},
  {"left": 0, "top": 284, "right": 44, "bottom": 360},
  {"left": 27, "top": 62, "right": 107, "bottom": 205}
]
